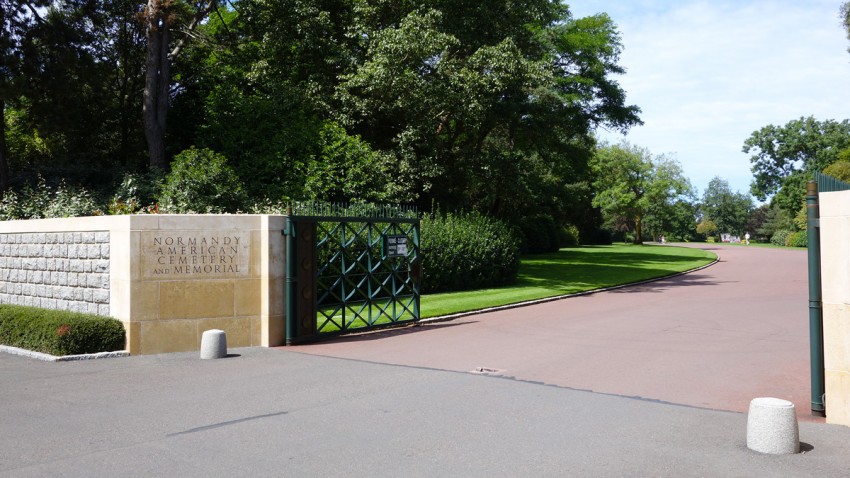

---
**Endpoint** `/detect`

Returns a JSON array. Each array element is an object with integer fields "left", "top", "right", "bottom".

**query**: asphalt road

[
  {"left": 4, "top": 243, "right": 850, "bottom": 477},
  {"left": 296, "top": 243, "right": 817, "bottom": 422}
]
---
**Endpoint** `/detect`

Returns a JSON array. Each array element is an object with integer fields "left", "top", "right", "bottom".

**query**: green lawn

[{"left": 420, "top": 244, "right": 716, "bottom": 318}]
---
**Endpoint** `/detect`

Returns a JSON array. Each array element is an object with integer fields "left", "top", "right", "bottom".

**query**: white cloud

[{"left": 570, "top": 0, "right": 850, "bottom": 197}]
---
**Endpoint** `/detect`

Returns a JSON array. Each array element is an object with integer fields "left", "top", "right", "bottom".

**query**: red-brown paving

[{"left": 291, "top": 243, "right": 821, "bottom": 422}]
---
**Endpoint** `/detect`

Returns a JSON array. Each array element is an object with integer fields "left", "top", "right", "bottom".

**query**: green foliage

[
  {"left": 744, "top": 116, "right": 850, "bottom": 214},
  {"left": 0, "top": 304, "right": 125, "bottom": 355},
  {"left": 700, "top": 176, "right": 754, "bottom": 235},
  {"left": 304, "top": 123, "right": 394, "bottom": 202},
  {"left": 107, "top": 171, "right": 163, "bottom": 215},
  {"left": 785, "top": 230, "right": 807, "bottom": 248},
  {"left": 758, "top": 203, "right": 794, "bottom": 239},
  {"left": 591, "top": 142, "right": 692, "bottom": 244},
  {"left": 518, "top": 214, "right": 561, "bottom": 254},
  {"left": 696, "top": 219, "right": 717, "bottom": 239},
  {"left": 770, "top": 230, "right": 792, "bottom": 247},
  {"left": 0, "top": 176, "right": 101, "bottom": 220},
  {"left": 420, "top": 211, "right": 520, "bottom": 293},
  {"left": 823, "top": 160, "right": 850, "bottom": 182},
  {"left": 157, "top": 147, "right": 247, "bottom": 213},
  {"left": 559, "top": 224, "right": 581, "bottom": 247},
  {"left": 5, "top": 0, "right": 643, "bottom": 237}
]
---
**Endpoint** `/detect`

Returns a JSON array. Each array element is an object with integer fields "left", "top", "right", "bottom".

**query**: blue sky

[{"left": 568, "top": 0, "right": 850, "bottom": 200}]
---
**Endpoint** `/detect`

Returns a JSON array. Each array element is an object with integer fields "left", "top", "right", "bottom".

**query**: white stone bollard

[
  {"left": 746, "top": 397, "right": 799, "bottom": 454},
  {"left": 200, "top": 329, "right": 227, "bottom": 359}
]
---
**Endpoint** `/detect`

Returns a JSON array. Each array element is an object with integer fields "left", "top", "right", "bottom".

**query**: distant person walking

[{"left": 744, "top": 232, "right": 750, "bottom": 245}]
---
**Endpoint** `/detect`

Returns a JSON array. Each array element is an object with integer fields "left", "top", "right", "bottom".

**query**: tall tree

[
  {"left": 142, "top": 0, "right": 217, "bottom": 171},
  {"left": 743, "top": 116, "right": 850, "bottom": 214},
  {"left": 0, "top": 0, "right": 48, "bottom": 196},
  {"left": 700, "top": 176, "right": 754, "bottom": 235},
  {"left": 590, "top": 142, "right": 690, "bottom": 244},
  {"left": 842, "top": 2, "right": 850, "bottom": 52}
]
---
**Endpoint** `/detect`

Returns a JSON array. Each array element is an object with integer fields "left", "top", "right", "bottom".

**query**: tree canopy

[
  {"left": 700, "top": 176, "right": 753, "bottom": 235},
  {"left": 743, "top": 116, "right": 850, "bottom": 213},
  {"left": 590, "top": 142, "right": 691, "bottom": 244},
  {"left": 3, "top": 0, "right": 643, "bottom": 236}
]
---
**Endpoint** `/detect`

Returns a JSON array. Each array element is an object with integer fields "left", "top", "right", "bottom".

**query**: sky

[{"left": 568, "top": 0, "right": 850, "bottom": 200}]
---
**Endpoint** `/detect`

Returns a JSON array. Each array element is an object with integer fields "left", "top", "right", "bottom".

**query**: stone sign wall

[
  {"left": 141, "top": 231, "right": 250, "bottom": 279},
  {"left": 0, "top": 215, "right": 286, "bottom": 355}
]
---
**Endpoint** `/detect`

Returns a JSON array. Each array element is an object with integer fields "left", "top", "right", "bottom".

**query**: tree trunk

[
  {"left": 0, "top": 99, "right": 10, "bottom": 198},
  {"left": 634, "top": 215, "right": 643, "bottom": 244},
  {"left": 143, "top": 0, "right": 169, "bottom": 171},
  {"left": 142, "top": 0, "right": 216, "bottom": 172}
]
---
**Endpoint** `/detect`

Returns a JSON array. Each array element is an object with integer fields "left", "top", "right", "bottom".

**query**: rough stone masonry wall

[{"left": 0, "top": 232, "right": 110, "bottom": 316}]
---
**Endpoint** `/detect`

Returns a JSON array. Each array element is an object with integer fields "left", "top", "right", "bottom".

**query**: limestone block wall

[
  {"left": 0, "top": 231, "right": 110, "bottom": 316},
  {"left": 819, "top": 191, "right": 850, "bottom": 426},
  {"left": 0, "top": 215, "right": 286, "bottom": 355}
]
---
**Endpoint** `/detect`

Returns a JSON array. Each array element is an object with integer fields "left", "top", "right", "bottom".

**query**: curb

[
  {"left": 420, "top": 253, "right": 720, "bottom": 325},
  {"left": 0, "top": 344, "right": 129, "bottom": 362}
]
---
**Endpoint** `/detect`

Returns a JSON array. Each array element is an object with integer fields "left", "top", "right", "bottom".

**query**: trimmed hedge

[
  {"left": 0, "top": 305, "right": 126, "bottom": 356},
  {"left": 421, "top": 211, "right": 520, "bottom": 293},
  {"left": 518, "top": 214, "right": 561, "bottom": 254}
]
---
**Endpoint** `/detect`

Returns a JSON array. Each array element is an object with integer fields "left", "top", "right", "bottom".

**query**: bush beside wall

[
  {"left": 0, "top": 305, "right": 125, "bottom": 356},
  {"left": 421, "top": 212, "right": 520, "bottom": 293}
]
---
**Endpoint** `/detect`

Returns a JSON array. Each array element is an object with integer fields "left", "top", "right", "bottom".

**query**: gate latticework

[{"left": 284, "top": 203, "right": 421, "bottom": 344}]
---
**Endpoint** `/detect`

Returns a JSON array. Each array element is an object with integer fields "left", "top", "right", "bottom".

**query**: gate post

[{"left": 806, "top": 180, "right": 825, "bottom": 416}]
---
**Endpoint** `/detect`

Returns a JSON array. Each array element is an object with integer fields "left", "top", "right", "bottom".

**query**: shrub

[
  {"left": 0, "top": 176, "right": 101, "bottom": 220},
  {"left": 785, "top": 230, "right": 808, "bottom": 248},
  {"left": 421, "top": 211, "right": 520, "bottom": 293},
  {"left": 107, "top": 171, "right": 163, "bottom": 215},
  {"left": 0, "top": 305, "right": 125, "bottom": 356},
  {"left": 518, "top": 214, "right": 561, "bottom": 254},
  {"left": 558, "top": 224, "right": 581, "bottom": 247},
  {"left": 770, "top": 230, "right": 791, "bottom": 247},
  {"left": 158, "top": 147, "right": 247, "bottom": 213}
]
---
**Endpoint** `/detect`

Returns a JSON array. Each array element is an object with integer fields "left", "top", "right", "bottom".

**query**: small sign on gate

[{"left": 383, "top": 235, "right": 409, "bottom": 258}]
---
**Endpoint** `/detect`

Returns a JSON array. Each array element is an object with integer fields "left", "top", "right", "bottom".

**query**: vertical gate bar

[
  {"left": 392, "top": 223, "right": 398, "bottom": 321},
  {"left": 340, "top": 222, "right": 347, "bottom": 330},
  {"left": 807, "top": 180, "right": 825, "bottom": 417},
  {"left": 414, "top": 220, "right": 421, "bottom": 321},
  {"left": 284, "top": 215, "right": 297, "bottom": 345},
  {"left": 367, "top": 222, "right": 374, "bottom": 326}
]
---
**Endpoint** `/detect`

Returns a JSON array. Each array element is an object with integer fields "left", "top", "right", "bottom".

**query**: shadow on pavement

[
  {"left": 291, "top": 320, "right": 476, "bottom": 346},
  {"left": 608, "top": 273, "right": 736, "bottom": 294}
]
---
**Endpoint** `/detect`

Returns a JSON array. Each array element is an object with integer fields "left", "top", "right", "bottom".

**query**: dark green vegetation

[
  {"left": 1, "top": 0, "right": 640, "bottom": 244},
  {"left": 0, "top": 304, "right": 126, "bottom": 355},
  {"left": 420, "top": 244, "right": 716, "bottom": 317},
  {"left": 4, "top": 1, "right": 846, "bottom": 264},
  {"left": 590, "top": 142, "right": 693, "bottom": 244},
  {"left": 420, "top": 211, "right": 519, "bottom": 293}
]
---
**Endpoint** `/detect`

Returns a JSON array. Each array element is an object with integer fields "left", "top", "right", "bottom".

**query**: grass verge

[{"left": 420, "top": 244, "right": 716, "bottom": 318}]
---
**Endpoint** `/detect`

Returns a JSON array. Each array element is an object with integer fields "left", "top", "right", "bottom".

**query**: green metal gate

[{"left": 284, "top": 204, "right": 421, "bottom": 344}]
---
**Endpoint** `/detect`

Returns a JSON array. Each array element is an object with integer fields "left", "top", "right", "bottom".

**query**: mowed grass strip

[{"left": 420, "top": 244, "right": 716, "bottom": 318}]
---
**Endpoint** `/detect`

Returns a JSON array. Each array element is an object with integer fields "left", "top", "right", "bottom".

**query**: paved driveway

[
  {"left": 6, "top": 243, "right": 845, "bottom": 477},
  {"left": 295, "top": 244, "right": 817, "bottom": 421}
]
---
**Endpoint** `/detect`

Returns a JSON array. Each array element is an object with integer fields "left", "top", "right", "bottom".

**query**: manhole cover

[{"left": 470, "top": 367, "right": 504, "bottom": 375}]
